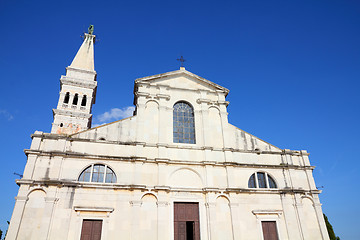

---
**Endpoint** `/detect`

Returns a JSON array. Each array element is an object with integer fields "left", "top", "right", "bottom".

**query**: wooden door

[
  {"left": 262, "top": 221, "right": 279, "bottom": 240},
  {"left": 80, "top": 220, "right": 103, "bottom": 240},
  {"left": 174, "top": 203, "right": 200, "bottom": 240}
]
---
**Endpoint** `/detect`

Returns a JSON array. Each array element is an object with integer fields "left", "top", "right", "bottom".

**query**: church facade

[{"left": 7, "top": 30, "right": 330, "bottom": 240}]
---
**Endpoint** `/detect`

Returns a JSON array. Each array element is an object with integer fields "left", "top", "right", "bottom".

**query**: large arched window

[
  {"left": 173, "top": 101, "right": 196, "bottom": 144},
  {"left": 248, "top": 172, "right": 277, "bottom": 189},
  {"left": 78, "top": 164, "right": 116, "bottom": 183}
]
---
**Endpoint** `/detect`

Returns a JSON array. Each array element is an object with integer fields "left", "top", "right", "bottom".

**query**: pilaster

[
  {"left": 157, "top": 201, "right": 170, "bottom": 240},
  {"left": 6, "top": 196, "right": 28, "bottom": 240}
]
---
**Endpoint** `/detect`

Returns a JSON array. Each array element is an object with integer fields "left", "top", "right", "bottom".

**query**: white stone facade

[{"left": 7, "top": 32, "right": 330, "bottom": 240}]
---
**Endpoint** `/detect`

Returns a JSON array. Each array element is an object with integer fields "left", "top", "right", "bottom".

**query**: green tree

[{"left": 324, "top": 214, "right": 340, "bottom": 240}]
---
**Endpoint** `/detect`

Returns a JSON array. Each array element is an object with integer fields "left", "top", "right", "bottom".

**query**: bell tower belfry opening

[{"left": 51, "top": 25, "right": 97, "bottom": 134}]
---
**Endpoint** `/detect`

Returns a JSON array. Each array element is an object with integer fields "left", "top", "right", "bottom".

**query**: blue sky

[{"left": 1, "top": 0, "right": 359, "bottom": 238}]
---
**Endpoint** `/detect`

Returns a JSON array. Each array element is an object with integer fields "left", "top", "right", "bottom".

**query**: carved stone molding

[
  {"left": 252, "top": 210, "right": 282, "bottom": 218},
  {"left": 74, "top": 206, "right": 114, "bottom": 217},
  {"left": 129, "top": 200, "right": 142, "bottom": 207},
  {"left": 157, "top": 201, "right": 170, "bottom": 207}
]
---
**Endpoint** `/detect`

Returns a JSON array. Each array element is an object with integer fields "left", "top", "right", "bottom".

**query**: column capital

[
  {"left": 15, "top": 196, "right": 28, "bottom": 202},
  {"left": 156, "top": 201, "right": 170, "bottom": 207},
  {"left": 130, "top": 200, "right": 142, "bottom": 207},
  {"left": 205, "top": 202, "right": 216, "bottom": 208}
]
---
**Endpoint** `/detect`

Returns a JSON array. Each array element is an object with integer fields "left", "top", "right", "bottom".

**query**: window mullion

[
  {"left": 103, "top": 165, "right": 107, "bottom": 183},
  {"left": 265, "top": 173, "right": 269, "bottom": 189},
  {"left": 89, "top": 164, "right": 94, "bottom": 182},
  {"left": 254, "top": 172, "right": 259, "bottom": 188}
]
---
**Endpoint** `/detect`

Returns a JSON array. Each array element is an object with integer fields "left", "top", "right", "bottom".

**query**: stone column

[
  {"left": 205, "top": 202, "right": 217, "bottom": 240},
  {"left": 130, "top": 200, "right": 142, "bottom": 240},
  {"left": 157, "top": 162, "right": 169, "bottom": 186},
  {"left": 135, "top": 102, "right": 146, "bottom": 143},
  {"left": 204, "top": 163, "right": 215, "bottom": 187},
  {"left": 313, "top": 200, "right": 330, "bottom": 240},
  {"left": 198, "top": 94, "right": 210, "bottom": 147},
  {"left": 229, "top": 202, "right": 240, "bottom": 240},
  {"left": 279, "top": 193, "right": 295, "bottom": 240},
  {"left": 23, "top": 154, "right": 38, "bottom": 179},
  {"left": 68, "top": 94, "right": 74, "bottom": 107},
  {"left": 57, "top": 92, "right": 66, "bottom": 108},
  {"left": 219, "top": 105, "right": 229, "bottom": 147},
  {"left": 293, "top": 195, "right": 305, "bottom": 240},
  {"left": 157, "top": 201, "right": 170, "bottom": 240},
  {"left": 40, "top": 197, "right": 58, "bottom": 240},
  {"left": 158, "top": 104, "right": 167, "bottom": 144},
  {"left": 86, "top": 96, "right": 93, "bottom": 111},
  {"left": 6, "top": 196, "right": 28, "bottom": 240}
]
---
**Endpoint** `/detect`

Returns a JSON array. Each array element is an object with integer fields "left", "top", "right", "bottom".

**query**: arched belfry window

[
  {"left": 78, "top": 164, "right": 116, "bottom": 183},
  {"left": 248, "top": 172, "right": 277, "bottom": 189},
  {"left": 173, "top": 101, "right": 196, "bottom": 144},
  {"left": 73, "top": 93, "right": 79, "bottom": 105},
  {"left": 81, "top": 95, "right": 87, "bottom": 106},
  {"left": 64, "top": 92, "right": 70, "bottom": 104}
]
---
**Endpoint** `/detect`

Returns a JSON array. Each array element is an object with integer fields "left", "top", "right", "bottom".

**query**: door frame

[
  {"left": 257, "top": 218, "right": 282, "bottom": 240},
  {"left": 173, "top": 201, "right": 201, "bottom": 240}
]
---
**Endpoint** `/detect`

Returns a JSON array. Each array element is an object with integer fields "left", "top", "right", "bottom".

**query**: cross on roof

[{"left": 177, "top": 56, "right": 186, "bottom": 68}]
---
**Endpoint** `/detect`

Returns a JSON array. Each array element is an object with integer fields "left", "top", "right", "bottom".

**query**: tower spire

[
  {"left": 51, "top": 26, "right": 98, "bottom": 134},
  {"left": 69, "top": 27, "right": 95, "bottom": 71}
]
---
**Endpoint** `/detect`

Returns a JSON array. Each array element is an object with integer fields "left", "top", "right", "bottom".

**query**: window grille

[
  {"left": 78, "top": 164, "right": 116, "bottom": 183},
  {"left": 173, "top": 102, "right": 196, "bottom": 144}
]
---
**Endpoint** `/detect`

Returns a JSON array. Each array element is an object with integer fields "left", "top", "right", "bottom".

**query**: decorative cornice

[
  {"left": 28, "top": 133, "right": 310, "bottom": 157},
  {"left": 23, "top": 149, "right": 315, "bottom": 170},
  {"left": 60, "top": 76, "right": 97, "bottom": 89},
  {"left": 252, "top": 210, "right": 283, "bottom": 217},
  {"left": 74, "top": 206, "right": 113, "bottom": 216},
  {"left": 155, "top": 158, "right": 170, "bottom": 163},
  {"left": 154, "top": 186, "right": 171, "bottom": 191},
  {"left": 135, "top": 92, "right": 171, "bottom": 101},
  {"left": 196, "top": 98, "right": 229, "bottom": 106},
  {"left": 15, "top": 179, "right": 320, "bottom": 195},
  {"left": 53, "top": 109, "right": 92, "bottom": 118},
  {"left": 66, "top": 67, "right": 97, "bottom": 75},
  {"left": 134, "top": 69, "right": 229, "bottom": 95}
]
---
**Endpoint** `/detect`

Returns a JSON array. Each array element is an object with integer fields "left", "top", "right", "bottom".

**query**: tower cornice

[{"left": 60, "top": 76, "right": 97, "bottom": 89}]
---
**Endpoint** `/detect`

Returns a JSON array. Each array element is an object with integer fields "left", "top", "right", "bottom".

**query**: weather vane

[
  {"left": 88, "top": 25, "right": 94, "bottom": 35},
  {"left": 177, "top": 56, "right": 186, "bottom": 68},
  {"left": 81, "top": 24, "right": 99, "bottom": 44}
]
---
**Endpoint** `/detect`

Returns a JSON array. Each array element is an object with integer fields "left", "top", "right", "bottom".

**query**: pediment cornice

[{"left": 135, "top": 68, "right": 229, "bottom": 95}]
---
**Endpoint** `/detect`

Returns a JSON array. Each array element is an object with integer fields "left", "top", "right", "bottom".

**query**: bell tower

[{"left": 51, "top": 25, "right": 97, "bottom": 134}]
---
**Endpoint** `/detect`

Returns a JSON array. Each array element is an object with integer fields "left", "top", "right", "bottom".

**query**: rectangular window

[
  {"left": 261, "top": 221, "right": 279, "bottom": 240},
  {"left": 80, "top": 220, "right": 102, "bottom": 240}
]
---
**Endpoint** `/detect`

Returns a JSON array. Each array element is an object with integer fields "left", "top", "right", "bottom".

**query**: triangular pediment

[{"left": 135, "top": 68, "right": 229, "bottom": 95}]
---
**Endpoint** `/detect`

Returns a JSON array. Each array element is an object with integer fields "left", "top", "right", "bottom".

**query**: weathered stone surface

[{"left": 7, "top": 33, "right": 329, "bottom": 240}]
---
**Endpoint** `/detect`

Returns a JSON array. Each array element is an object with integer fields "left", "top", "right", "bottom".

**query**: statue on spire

[{"left": 88, "top": 25, "right": 94, "bottom": 35}]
